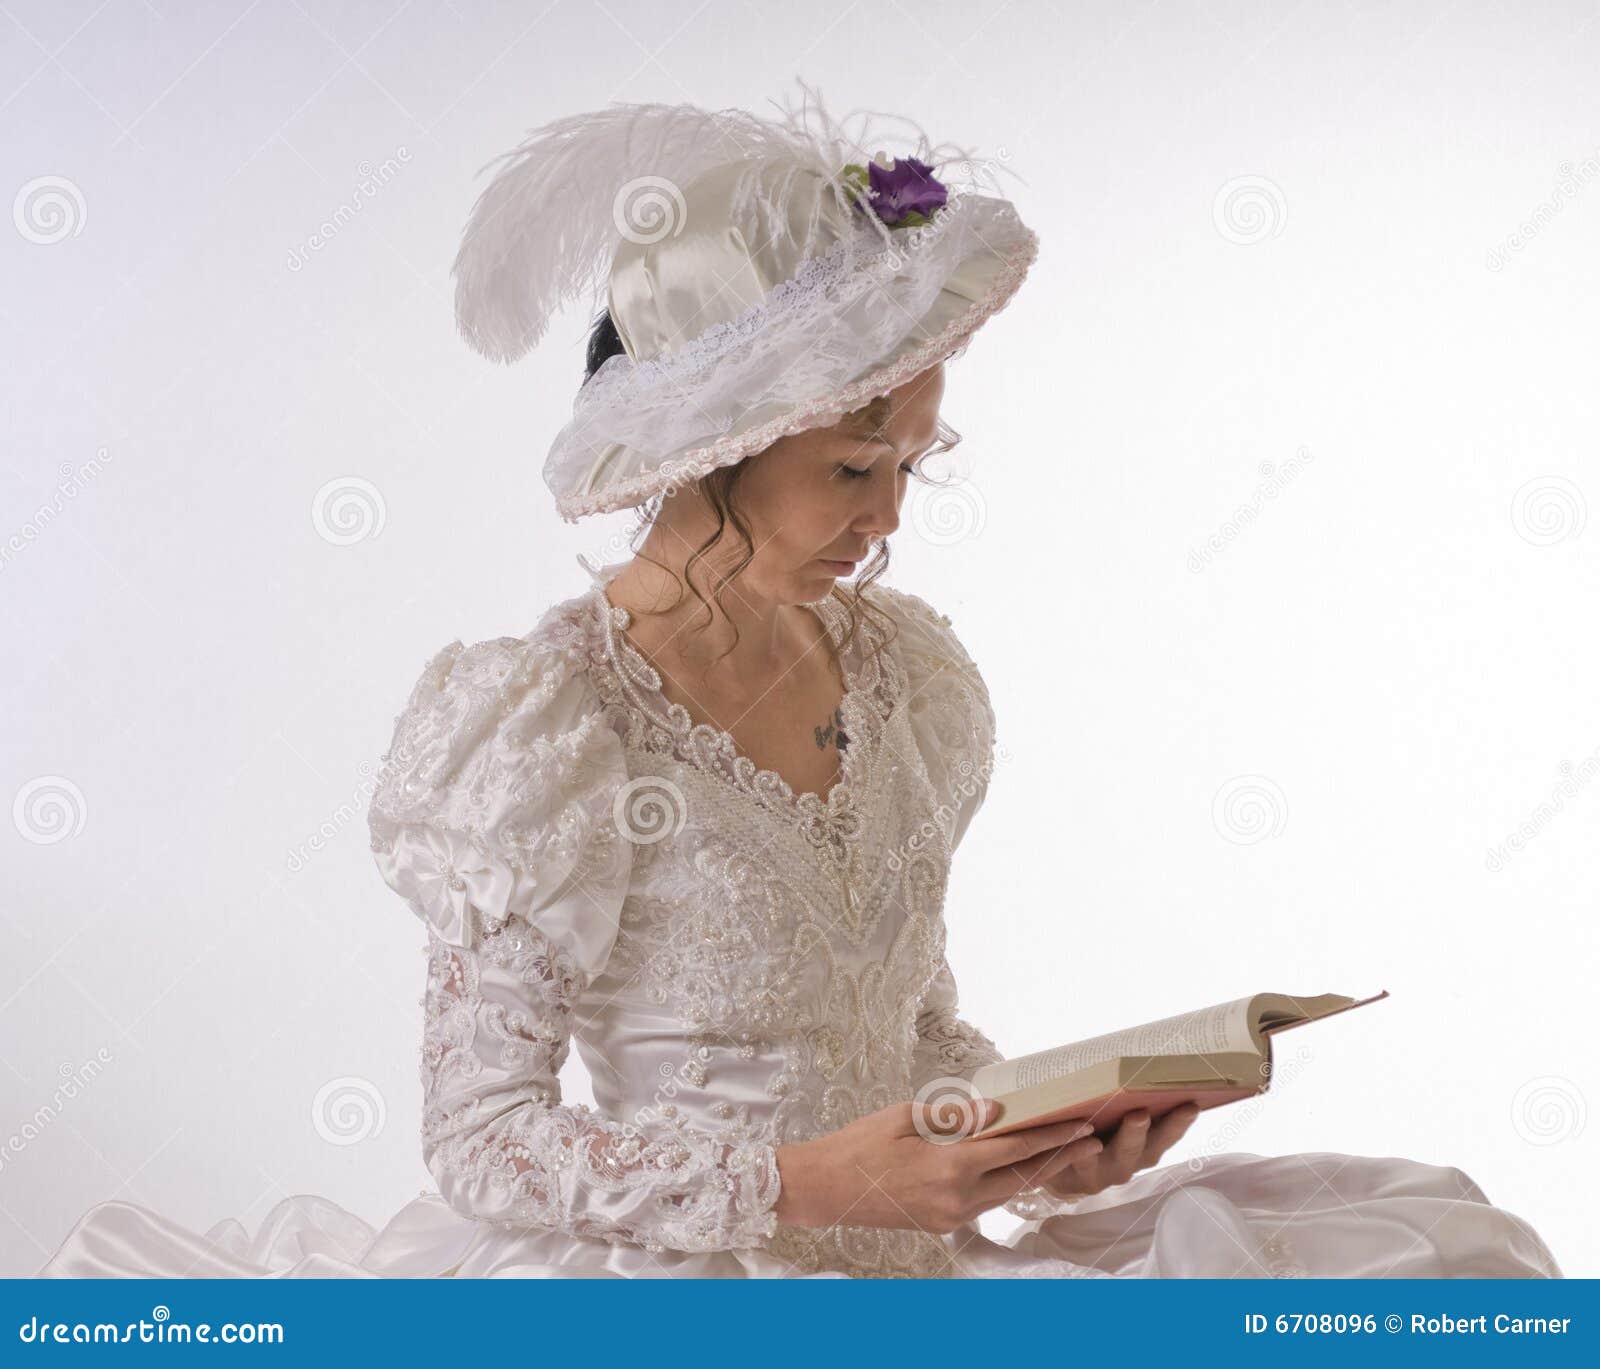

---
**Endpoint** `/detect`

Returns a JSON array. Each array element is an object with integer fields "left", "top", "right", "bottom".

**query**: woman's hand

[
  {"left": 1033, "top": 1104, "right": 1201, "bottom": 1201},
  {"left": 771, "top": 1097, "right": 1106, "bottom": 1235}
]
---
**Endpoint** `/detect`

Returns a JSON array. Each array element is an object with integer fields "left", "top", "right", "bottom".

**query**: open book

[{"left": 965, "top": 989, "right": 1390, "bottom": 1141}]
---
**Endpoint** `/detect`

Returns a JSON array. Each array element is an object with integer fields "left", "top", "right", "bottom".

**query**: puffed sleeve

[
  {"left": 874, "top": 586, "right": 1008, "bottom": 1093},
  {"left": 367, "top": 628, "right": 782, "bottom": 1253},
  {"left": 881, "top": 585, "right": 998, "bottom": 855}
]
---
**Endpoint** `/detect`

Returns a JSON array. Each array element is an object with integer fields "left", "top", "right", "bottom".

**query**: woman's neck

[{"left": 604, "top": 545, "right": 822, "bottom": 689}]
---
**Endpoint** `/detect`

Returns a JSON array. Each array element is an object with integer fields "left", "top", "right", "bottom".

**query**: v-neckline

[{"left": 591, "top": 576, "right": 886, "bottom": 837}]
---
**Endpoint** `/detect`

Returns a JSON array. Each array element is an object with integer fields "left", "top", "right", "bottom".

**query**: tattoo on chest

[{"left": 813, "top": 707, "right": 849, "bottom": 752}]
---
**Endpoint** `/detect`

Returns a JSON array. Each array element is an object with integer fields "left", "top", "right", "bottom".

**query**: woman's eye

[{"left": 837, "top": 463, "right": 918, "bottom": 481}]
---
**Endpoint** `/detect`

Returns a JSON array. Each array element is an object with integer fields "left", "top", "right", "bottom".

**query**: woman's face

[{"left": 725, "top": 362, "right": 947, "bottom": 604}]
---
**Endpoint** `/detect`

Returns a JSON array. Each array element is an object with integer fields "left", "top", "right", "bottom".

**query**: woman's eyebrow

[
  {"left": 836, "top": 422, "right": 941, "bottom": 453},
  {"left": 834, "top": 425, "right": 896, "bottom": 445}
]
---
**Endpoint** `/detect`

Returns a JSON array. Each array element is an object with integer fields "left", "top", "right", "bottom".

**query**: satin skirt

[{"left": 36, "top": 1150, "right": 1562, "bottom": 1280}]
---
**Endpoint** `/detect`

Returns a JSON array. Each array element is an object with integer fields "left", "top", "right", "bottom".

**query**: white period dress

[{"left": 38, "top": 568, "right": 1562, "bottom": 1279}]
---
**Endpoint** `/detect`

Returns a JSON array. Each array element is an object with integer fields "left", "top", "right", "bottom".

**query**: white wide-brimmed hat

[{"left": 452, "top": 81, "right": 1038, "bottom": 523}]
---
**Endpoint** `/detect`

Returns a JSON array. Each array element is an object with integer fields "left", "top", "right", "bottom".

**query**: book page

[{"left": 973, "top": 995, "right": 1261, "bottom": 1096}]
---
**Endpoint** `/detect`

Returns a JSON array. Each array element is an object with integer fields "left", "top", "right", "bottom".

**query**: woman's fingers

[
  {"left": 965, "top": 1115, "right": 1100, "bottom": 1171},
  {"left": 975, "top": 1135, "right": 1103, "bottom": 1205},
  {"left": 1142, "top": 1103, "right": 1200, "bottom": 1165},
  {"left": 962, "top": 1104, "right": 1204, "bottom": 1207},
  {"left": 1047, "top": 1105, "right": 1202, "bottom": 1198},
  {"left": 1103, "top": 1109, "right": 1152, "bottom": 1182},
  {"left": 1035, "top": 1133, "right": 1103, "bottom": 1183}
]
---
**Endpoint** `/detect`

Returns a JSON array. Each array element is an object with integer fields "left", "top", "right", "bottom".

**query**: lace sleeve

[
  {"left": 369, "top": 627, "right": 781, "bottom": 1253},
  {"left": 910, "top": 953, "right": 1004, "bottom": 1096},
  {"left": 420, "top": 912, "right": 780, "bottom": 1252}
]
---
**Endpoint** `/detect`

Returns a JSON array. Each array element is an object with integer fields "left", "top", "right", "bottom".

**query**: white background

[{"left": 2, "top": 0, "right": 1595, "bottom": 1277}]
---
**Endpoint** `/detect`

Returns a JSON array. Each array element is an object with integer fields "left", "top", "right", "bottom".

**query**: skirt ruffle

[{"left": 36, "top": 1150, "right": 1562, "bottom": 1280}]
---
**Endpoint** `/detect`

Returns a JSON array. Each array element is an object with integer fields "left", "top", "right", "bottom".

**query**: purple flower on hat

[{"left": 840, "top": 154, "right": 949, "bottom": 228}]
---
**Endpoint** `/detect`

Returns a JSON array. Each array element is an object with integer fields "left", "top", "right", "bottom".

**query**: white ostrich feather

[{"left": 450, "top": 79, "right": 991, "bottom": 364}]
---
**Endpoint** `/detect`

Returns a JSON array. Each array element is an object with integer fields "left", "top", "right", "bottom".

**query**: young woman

[{"left": 39, "top": 86, "right": 1560, "bottom": 1279}]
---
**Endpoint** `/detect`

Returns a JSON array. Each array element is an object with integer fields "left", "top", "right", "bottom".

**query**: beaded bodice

[{"left": 368, "top": 569, "right": 1007, "bottom": 1278}]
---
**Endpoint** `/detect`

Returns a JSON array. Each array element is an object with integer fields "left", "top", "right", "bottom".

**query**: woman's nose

[{"left": 858, "top": 481, "right": 902, "bottom": 539}]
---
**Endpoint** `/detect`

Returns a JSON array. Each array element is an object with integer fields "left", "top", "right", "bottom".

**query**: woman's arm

[
  {"left": 419, "top": 911, "right": 781, "bottom": 1253},
  {"left": 879, "top": 586, "right": 1005, "bottom": 1096},
  {"left": 910, "top": 953, "right": 1004, "bottom": 1096},
  {"left": 371, "top": 634, "right": 781, "bottom": 1255}
]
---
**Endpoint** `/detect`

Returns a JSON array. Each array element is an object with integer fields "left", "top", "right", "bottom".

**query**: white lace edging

[{"left": 547, "top": 194, "right": 1039, "bottom": 522}]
